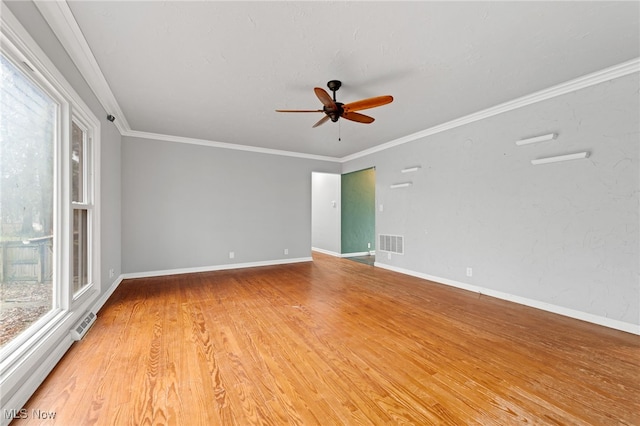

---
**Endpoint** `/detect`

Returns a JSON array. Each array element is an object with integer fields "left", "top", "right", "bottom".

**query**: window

[
  {"left": 0, "top": 6, "right": 101, "bottom": 408},
  {"left": 71, "top": 120, "right": 92, "bottom": 296},
  {"left": 0, "top": 52, "right": 57, "bottom": 347}
]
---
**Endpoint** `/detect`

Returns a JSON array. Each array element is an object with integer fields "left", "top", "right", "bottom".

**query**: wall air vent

[
  {"left": 378, "top": 234, "right": 404, "bottom": 255},
  {"left": 70, "top": 311, "right": 96, "bottom": 341}
]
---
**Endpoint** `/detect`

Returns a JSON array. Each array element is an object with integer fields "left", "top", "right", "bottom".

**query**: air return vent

[
  {"left": 378, "top": 234, "right": 404, "bottom": 255},
  {"left": 70, "top": 311, "right": 96, "bottom": 341}
]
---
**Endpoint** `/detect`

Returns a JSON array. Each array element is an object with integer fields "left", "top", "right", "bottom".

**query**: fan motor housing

[{"left": 326, "top": 102, "right": 344, "bottom": 122}]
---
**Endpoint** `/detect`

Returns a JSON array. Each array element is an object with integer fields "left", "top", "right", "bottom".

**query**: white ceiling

[{"left": 53, "top": 1, "right": 639, "bottom": 159}]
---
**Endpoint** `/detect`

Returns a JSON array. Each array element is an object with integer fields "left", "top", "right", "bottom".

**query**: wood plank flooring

[{"left": 14, "top": 253, "right": 640, "bottom": 425}]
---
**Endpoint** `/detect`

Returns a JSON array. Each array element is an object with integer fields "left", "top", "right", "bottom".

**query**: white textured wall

[
  {"left": 312, "top": 172, "right": 341, "bottom": 255},
  {"left": 343, "top": 73, "right": 639, "bottom": 328}
]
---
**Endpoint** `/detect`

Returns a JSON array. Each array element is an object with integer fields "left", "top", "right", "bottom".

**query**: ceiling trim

[
  {"left": 340, "top": 57, "right": 640, "bottom": 163},
  {"left": 34, "top": 0, "right": 131, "bottom": 134},
  {"left": 36, "top": 2, "right": 639, "bottom": 164},
  {"left": 124, "top": 130, "right": 341, "bottom": 162},
  {"left": 1, "top": 2, "right": 99, "bottom": 134}
]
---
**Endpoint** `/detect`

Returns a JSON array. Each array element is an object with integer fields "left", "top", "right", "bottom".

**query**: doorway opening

[
  {"left": 311, "top": 168, "right": 376, "bottom": 265},
  {"left": 341, "top": 167, "right": 375, "bottom": 265}
]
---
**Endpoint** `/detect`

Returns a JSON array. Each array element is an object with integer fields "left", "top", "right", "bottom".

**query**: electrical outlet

[
  {"left": 466, "top": 267, "right": 473, "bottom": 277},
  {"left": 229, "top": 251, "right": 235, "bottom": 259},
  {"left": 367, "top": 242, "right": 371, "bottom": 249},
  {"left": 284, "top": 248, "right": 289, "bottom": 255},
  {"left": 109, "top": 268, "right": 114, "bottom": 278}
]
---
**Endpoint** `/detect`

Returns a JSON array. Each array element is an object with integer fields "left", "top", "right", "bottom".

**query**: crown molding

[
  {"left": 34, "top": 1, "right": 131, "bottom": 134},
  {"left": 1, "top": 3, "right": 97, "bottom": 127},
  {"left": 341, "top": 57, "right": 640, "bottom": 163},
  {"left": 127, "top": 57, "right": 638, "bottom": 163},
  {"left": 35, "top": 1, "right": 639, "bottom": 163},
  {"left": 123, "top": 130, "right": 341, "bottom": 162}
]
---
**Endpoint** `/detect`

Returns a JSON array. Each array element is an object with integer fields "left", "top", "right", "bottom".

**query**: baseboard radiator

[{"left": 70, "top": 312, "right": 96, "bottom": 341}]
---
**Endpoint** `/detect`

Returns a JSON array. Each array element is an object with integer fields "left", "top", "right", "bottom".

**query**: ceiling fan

[{"left": 276, "top": 80, "right": 393, "bottom": 128}]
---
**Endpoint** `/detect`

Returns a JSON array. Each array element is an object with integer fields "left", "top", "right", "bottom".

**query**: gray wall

[
  {"left": 343, "top": 73, "right": 639, "bottom": 326},
  {"left": 311, "top": 172, "right": 341, "bottom": 255},
  {"left": 5, "top": 0, "right": 122, "bottom": 301},
  {"left": 121, "top": 136, "right": 340, "bottom": 273}
]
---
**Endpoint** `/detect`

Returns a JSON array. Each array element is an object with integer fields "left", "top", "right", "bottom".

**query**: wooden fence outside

[{"left": 0, "top": 237, "right": 53, "bottom": 284}]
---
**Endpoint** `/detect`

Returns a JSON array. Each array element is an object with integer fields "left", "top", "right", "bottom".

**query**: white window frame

[
  {"left": 0, "top": 5, "right": 101, "bottom": 419},
  {"left": 71, "top": 115, "right": 96, "bottom": 300}
]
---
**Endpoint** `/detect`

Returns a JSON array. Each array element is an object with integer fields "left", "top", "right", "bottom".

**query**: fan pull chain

[{"left": 338, "top": 120, "right": 341, "bottom": 142}]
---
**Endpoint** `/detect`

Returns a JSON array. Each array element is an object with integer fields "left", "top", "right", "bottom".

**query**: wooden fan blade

[
  {"left": 312, "top": 115, "right": 331, "bottom": 128},
  {"left": 342, "top": 111, "right": 375, "bottom": 124},
  {"left": 276, "top": 109, "right": 323, "bottom": 113},
  {"left": 343, "top": 95, "right": 393, "bottom": 112},
  {"left": 314, "top": 87, "right": 337, "bottom": 110}
]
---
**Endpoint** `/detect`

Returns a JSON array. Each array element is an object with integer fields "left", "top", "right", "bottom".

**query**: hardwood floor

[{"left": 14, "top": 253, "right": 640, "bottom": 425}]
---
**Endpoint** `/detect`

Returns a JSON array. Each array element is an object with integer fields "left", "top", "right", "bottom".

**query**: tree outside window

[{"left": 0, "top": 53, "right": 56, "bottom": 347}]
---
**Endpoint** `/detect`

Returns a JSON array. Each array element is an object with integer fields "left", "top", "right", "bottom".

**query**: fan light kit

[{"left": 276, "top": 80, "right": 393, "bottom": 128}]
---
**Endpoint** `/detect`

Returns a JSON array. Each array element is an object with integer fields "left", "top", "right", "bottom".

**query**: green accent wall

[{"left": 341, "top": 167, "right": 375, "bottom": 254}]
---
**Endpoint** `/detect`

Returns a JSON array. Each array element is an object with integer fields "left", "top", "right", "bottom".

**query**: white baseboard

[
  {"left": 311, "top": 247, "right": 341, "bottom": 257},
  {"left": 1, "top": 334, "right": 74, "bottom": 426},
  {"left": 374, "top": 262, "right": 640, "bottom": 336},
  {"left": 340, "top": 251, "right": 375, "bottom": 258},
  {"left": 122, "top": 257, "right": 313, "bottom": 280},
  {"left": 91, "top": 275, "right": 124, "bottom": 314},
  {"left": 311, "top": 248, "right": 376, "bottom": 258}
]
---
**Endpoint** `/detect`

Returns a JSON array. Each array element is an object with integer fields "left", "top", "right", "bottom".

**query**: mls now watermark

[{"left": 4, "top": 408, "right": 57, "bottom": 420}]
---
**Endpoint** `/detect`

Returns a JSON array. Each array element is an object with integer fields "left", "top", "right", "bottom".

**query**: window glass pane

[
  {"left": 71, "top": 122, "right": 84, "bottom": 203},
  {"left": 73, "top": 209, "right": 88, "bottom": 294},
  {"left": 0, "top": 53, "right": 56, "bottom": 347}
]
